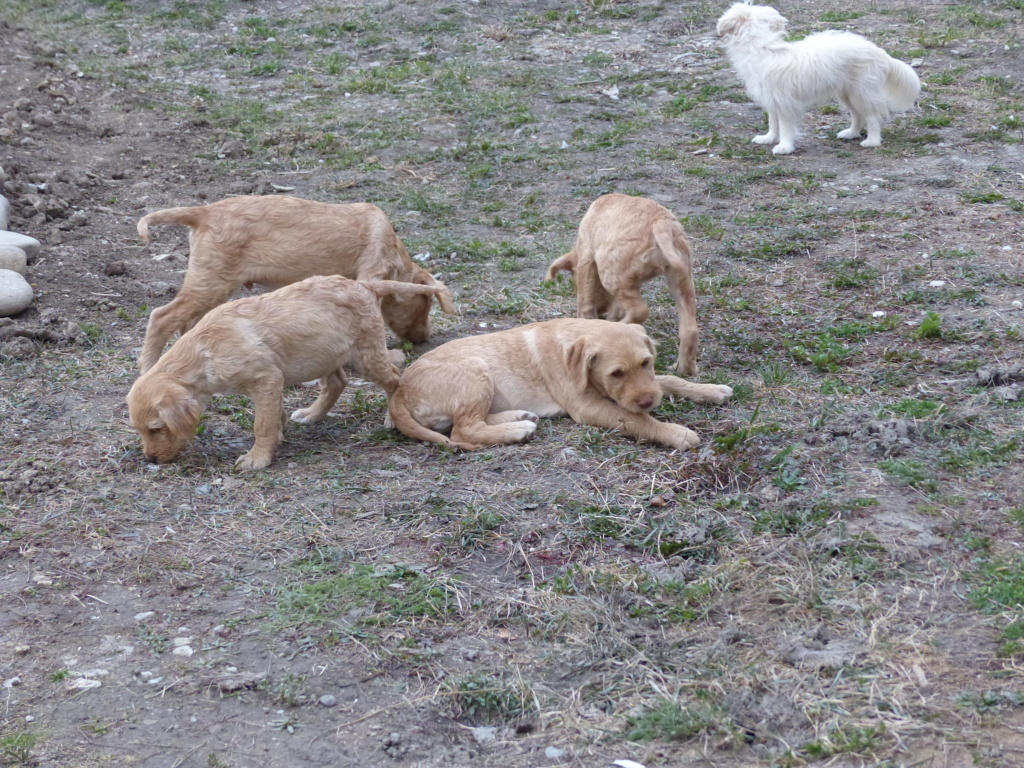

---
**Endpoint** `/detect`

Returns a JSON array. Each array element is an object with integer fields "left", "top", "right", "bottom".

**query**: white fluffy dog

[{"left": 716, "top": 3, "right": 920, "bottom": 155}]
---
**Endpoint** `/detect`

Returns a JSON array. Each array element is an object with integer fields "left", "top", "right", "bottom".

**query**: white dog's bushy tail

[{"left": 885, "top": 58, "right": 920, "bottom": 112}]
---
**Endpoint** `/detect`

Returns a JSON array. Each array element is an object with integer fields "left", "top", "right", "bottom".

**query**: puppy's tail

[
  {"left": 884, "top": 58, "right": 921, "bottom": 113},
  {"left": 137, "top": 206, "right": 209, "bottom": 243},
  {"left": 363, "top": 275, "right": 458, "bottom": 316},
  {"left": 544, "top": 249, "right": 578, "bottom": 282},
  {"left": 386, "top": 390, "right": 478, "bottom": 451}
]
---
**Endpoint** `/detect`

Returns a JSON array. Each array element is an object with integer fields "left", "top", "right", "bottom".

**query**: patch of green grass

[
  {"left": 939, "top": 432, "right": 1020, "bottom": 473},
  {"left": 819, "top": 11, "right": 863, "bottom": 22},
  {"left": 802, "top": 724, "right": 887, "bottom": 759},
  {"left": 881, "top": 398, "right": 943, "bottom": 419},
  {"left": 826, "top": 259, "right": 876, "bottom": 289},
  {"left": 878, "top": 459, "right": 937, "bottom": 492},
  {"left": 0, "top": 733, "right": 38, "bottom": 766},
  {"left": 446, "top": 672, "right": 535, "bottom": 724},
  {"left": 917, "top": 311, "right": 942, "bottom": 339},
  {"left": 276, "top": 562, "right": 457, "bottom": 628},
  {"left": 955, "top": 689, "right": 1024, "bottom": 711},
  {"left": 624, "top": 697, "right": 731, "bottom": 742}
]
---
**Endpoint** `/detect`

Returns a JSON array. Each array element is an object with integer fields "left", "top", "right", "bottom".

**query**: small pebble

[
  {"left": 545, "top": 746, "right": 566, "bottom": 759},
  {"left": 872, "top": 311, "right": 886, "bottom": 318},
  {"left": 134, "top": 611, "right": 155, "bottom": 621},
  {"left": 104, "top": 261, "right": 128, "bottom": 277},
  {"left": 319, "top": 694, "right": 337, "bottom": 707}
]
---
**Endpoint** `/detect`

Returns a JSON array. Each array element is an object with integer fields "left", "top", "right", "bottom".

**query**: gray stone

[
  {"left": 0, "top": 247, "right": 26, "bottom": 276},
  {"left": 0, "top": 231, "right": 40, "bottom": 259},
  {"left": 318, "top": 694, "right": 337, "bottom": 707},
  {"left": 0, "top": 270, "right": 33, "bottom": 317},
  {"left": 545, "top": 746, "right": 567, "bottom": 760},
  {"left": 0, "top": 194, "right": 9, "bottom": 230},
  {"left": 471, "top": 726, "right": 497, "bottom": 745}
]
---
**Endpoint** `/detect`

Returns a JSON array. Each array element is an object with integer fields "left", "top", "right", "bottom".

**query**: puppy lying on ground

[
  {"left": 545, "top": 194, "right": 700, "bottom": 376},
  {"left": 387, "top": 318, "right": 731, "bottom": 451},
  {"left": 128, "top": 276, "right": 445, "bottom": 470},
  {"left": 716, "top": 3, "right": 920, "bottom": 155},
  {"left": 136, "top": 195, "right": 456, "bottom": 372}
]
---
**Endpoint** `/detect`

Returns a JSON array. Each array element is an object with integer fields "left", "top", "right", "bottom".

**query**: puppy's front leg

[
  {"left": 237, "top": 376, "right": 286, "bottom": 471},
  {"left": 567, "top": 400, "right": 700, "bottom": 451},
  {"left": 753, "top": 111, "right": 779, "bottom": 145},
  {"left": 657, "top": 374, "right": 733, "bottom": 405}
]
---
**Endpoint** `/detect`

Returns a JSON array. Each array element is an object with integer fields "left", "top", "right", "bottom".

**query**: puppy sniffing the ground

[
  {"left": 716, "top": 3, "right": 920, "bottom": 155},
  {"left": 136, "top": 195, "right": 456, "bottom": 372},
  {"left": 387, "top": 318, "right": 731, "bottom": 451},
  {"left": 545, "top": 194, "right": 700, "bottom": 376},
  {"left": 128, "top": 276, "right": 445, "bottom": 471}
]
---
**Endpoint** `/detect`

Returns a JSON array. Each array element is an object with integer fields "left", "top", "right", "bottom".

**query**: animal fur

[
  {"left": 127, "top": 276, "right": 444, "bottom": 470},
  {"left": 716, "top": 2, "right": 920, "bottom": 154},
  {"left": 545, "top": 194, "right": 700, "bottom": 376},
  {"left": 387, "top": 318, "right": 731, "bottom": 451},
  {"left": 136, "top": 195, "right": 456, "bottom": 372}
]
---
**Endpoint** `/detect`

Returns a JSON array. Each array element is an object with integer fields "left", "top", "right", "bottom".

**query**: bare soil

[{"left": 2, "top": 1, "right": 1024, "bottom": 767}]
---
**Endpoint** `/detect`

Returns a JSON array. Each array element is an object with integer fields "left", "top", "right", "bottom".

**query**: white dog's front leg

[
  {"left": 752, "top": 112, "right": 779, "bottom": 145},
  {"left": 860, "top": 115, "right": 883, "bottom": 147},
  {"left": 772, "top": 116, "right": 798, "bottom": 155}
]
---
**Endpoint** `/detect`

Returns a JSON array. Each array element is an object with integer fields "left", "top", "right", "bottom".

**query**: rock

[
  {"left": 0, "top": 246, "right": 26, "bottom": 275},
  {"left": 0, "top": 270, "right": 33, "bottom": 317},
  {"left": 471, "top": 726, "right": 497, "bottom": 745},
  {"left": 318, "top": 694, "right": 337, "bottom": 707},
  {"left": 134, "top": 611, "right": 155, "bottom": 621},
  {"left": 0, "top": 194, "right": 9, "bottom": 230},
  {"left": 104, "top": 261, "right": 128, "bottom": 277},
  {"left": 0, "top": 335, "right": 37, "bottom": 359},
  {"left": 0, "top": 231, "right": 40, "bottom": 259},
  {"left": 545, "top": 746, "right": 567, "bottom": 759}
]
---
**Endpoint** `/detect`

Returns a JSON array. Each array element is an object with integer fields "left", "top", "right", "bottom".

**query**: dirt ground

[{"left": 2, "top": 1, "right": 1024, "bottom": 767}]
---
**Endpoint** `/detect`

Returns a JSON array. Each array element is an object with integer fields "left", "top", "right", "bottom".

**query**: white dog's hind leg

[
  {"left": 752, "top": 112, "right": 779, "bottom": 145},
  {"left": 837, "top": 117, "right": 864, "bottom": 140}
]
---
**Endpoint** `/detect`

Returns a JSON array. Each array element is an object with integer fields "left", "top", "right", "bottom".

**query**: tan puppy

[
  {"left": 387, "top": 318, "right": 731, "bottom": 451},
  {"left": 128, "top": 276, "right": 445, "bottom": 471},
  {"left": 136, "top": 195, "right": 456, "bottom": 372},
  {"left": 545, "top": 194, "right": 700, "bottom": 377}
]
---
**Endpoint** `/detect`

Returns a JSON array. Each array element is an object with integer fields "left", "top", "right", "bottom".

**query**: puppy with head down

[
  {"left": 387, "top": 318, "right": 731, "bottom": 451},
  {"left": 545, "top": 194, "right": 700, "bottom": 377},
  {"left": 128, "top": 276, "right": 446, "bottom": 470},
  {"left": 136, "top": 195, "right": 456, "bottom": 372}
]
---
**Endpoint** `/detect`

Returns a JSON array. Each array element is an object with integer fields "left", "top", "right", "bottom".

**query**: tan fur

[
  {"left": 127, "top": 276, "right": 444, "bottom": 471},
  {"left": 136, "top": 195, "right": 456, "bottom": 372},
  {"left": 387, "top": 318, "right": 731, "bottom": 451},
  {"left": 545, "top": 194, "right": 701, "bottom": 377}
]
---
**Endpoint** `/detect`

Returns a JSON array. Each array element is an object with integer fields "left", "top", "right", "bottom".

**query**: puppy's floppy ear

[
  {"left": 415, "top": 270, "right": 457, "bottom": 315},
  {"left": 146, "top": 418, "right": 166, "bottom": 431},
  {"left": 643, "top": 333, "right": 657, "bottom": 357},
  {"left": 159, "top": 392, "right": 201, "bottom": 438},
  {"left": 565, "top": 336, "right": 598, "bottom": 393}
]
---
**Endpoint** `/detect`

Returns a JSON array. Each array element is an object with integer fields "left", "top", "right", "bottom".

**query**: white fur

[{"left": 716, "top": 3, "right": 920, "bottom": 154}]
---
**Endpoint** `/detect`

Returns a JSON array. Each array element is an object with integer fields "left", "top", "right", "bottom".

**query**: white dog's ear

[
  {"left": 716, "top": 3, "right": 750, "bottom": 36},
  {"left": 565, "top": 336, "right": 597, "bottom": 393}
]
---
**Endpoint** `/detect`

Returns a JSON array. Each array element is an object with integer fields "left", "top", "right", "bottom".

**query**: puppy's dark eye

[
  {"left": 641, "top": 359, "right": 651, "bottom": 368},
  {"left": 611, "top": 370, "right": 625, "bottom": 378}
]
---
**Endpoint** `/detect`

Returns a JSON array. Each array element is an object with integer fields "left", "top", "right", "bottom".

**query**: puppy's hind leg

[
  {"left": 292, "top": 370, "right": 348, "bottom": 424},
  {"left": 836, "top": 101, "right": 865, "bottom": 140},
  {"left": 753, "top": 111, "right": 780, "bottom": 145}
]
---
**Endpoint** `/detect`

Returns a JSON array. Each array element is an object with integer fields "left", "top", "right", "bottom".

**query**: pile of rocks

[{"left": 0, "top": 162, "right": 39, "bottom": 317}]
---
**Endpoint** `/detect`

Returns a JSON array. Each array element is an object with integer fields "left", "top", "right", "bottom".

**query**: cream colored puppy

[
  {"left": 136, "top": 195, "right": 456, "bottom": 372},
  {"left": 128, "top": 276, "right": 445, "bottom": 471},
  {"left": 387, "top": 318, "right": 731, "bottom": 451},
  {"left": 545, "top": 194, "right": 700, "bottom": 376}
]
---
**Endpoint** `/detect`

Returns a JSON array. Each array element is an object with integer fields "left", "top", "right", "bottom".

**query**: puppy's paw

[
  {"left": 290, "top": 407, "right": 322, "bottom": 424},
  {"left": 676, "top": 360, "right": 699, "bottom": 378},
  {"left": 665, "top": 424, "right": 700, "bottom": 452},
  {"left": 860, "top": 137, "right": 882, "bottom": 148},
  {"left": 772, "top": 143, "right": 796, "bottom": 155},
  {"left": 752, "top": 133, "right": 776, "bottom": 145},
  {"left": 836, "top": 128, "right": 861, "bottom": 140},
  {"left": 383, "top": 412, "right": 394, "bottom": 429},
  {"left": 708, "top": 384, "right": 734, "bottom": 405},
  {"left": 514, "top": 411, "right": 539, "bottom": 423},
  {"left": 387, "top": 348, "right": 407, "bottom": 367},
  {"left": 510, "top": 420, "right": 538, "bottom": 443},
  {"left": 235, "top": 451, "right": 272, "bottom": 471}
]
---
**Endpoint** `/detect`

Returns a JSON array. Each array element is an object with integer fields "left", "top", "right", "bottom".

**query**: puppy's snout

[
  {"left": 144, "top": 454, "right": 159, "bottom": 464},
  {"left": 636, "top": 394, "right": 655, "bottom": 410}
]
